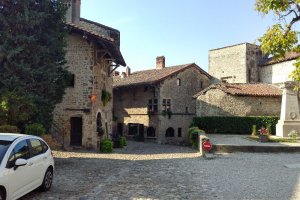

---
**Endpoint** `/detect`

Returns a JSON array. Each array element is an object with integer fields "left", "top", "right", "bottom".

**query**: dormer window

[{"left": 177, "top": 78, "right": 181, "bottom": 86}]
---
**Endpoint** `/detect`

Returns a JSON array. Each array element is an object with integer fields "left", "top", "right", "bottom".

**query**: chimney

[
  {"left": 156, "top": 56, "right": 165, "bottom": 69},
  {"left": 65, "top": 0, "right": 81, "bottom": 24},
  {"left": 125, "top": 66, "right": 131, "bottom": 76}
]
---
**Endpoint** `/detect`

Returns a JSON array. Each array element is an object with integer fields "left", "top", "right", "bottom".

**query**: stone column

[{"left": 276, "top": 81, "right": 300, "bottom": 137}]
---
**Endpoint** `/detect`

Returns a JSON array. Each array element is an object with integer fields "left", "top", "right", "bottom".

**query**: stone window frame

[{"left": 162, "top": 99, "right": 171, "bottom": 111}]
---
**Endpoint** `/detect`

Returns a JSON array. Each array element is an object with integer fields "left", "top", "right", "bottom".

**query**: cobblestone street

[{"left": 21, "top": 141, "right": 300, "bottom": 200}]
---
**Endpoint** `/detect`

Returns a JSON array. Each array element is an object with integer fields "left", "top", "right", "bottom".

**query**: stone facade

[
  {"left": 196, "top": 89, "right": 281, "bottom": 117},
  {"left": 208, "top": 43, "right": 262, "bottom": 83},
  {"left": 113, "top": 63, "right": 211, "bottom": 144}
]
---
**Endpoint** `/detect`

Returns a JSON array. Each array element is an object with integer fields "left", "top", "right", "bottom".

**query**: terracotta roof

[
  {"left": 193, "top": 83, "right": 282, "bottom": 98},
  {"left": 66, "top": 20, "right": 126, "bottom": 66},
  {"left": 260, "top": 52, "right": 300, "bottom": 66},
  {"left": 113, "top": 63, "right": 211, "bottom": 88}
]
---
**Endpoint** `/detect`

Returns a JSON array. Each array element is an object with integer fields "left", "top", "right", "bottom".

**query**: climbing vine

[{"left": 101, "top": 89, "right": 112, "bottom": 107}]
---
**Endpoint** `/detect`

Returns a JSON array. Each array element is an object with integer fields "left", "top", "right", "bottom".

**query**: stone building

[
  {"left": 196, "top": 42, "right": 299, "bottom": 117},
  {"left": 52, "top": 0, "right": 126, "bottom": 150},
  {"left": 113, "top": 56, "right": 211, "bottom": 144}
]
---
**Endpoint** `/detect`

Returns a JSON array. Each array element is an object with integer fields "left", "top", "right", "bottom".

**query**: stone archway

[
  {"left": 147, "top": 127, "right": 156, "bottom": 137},
  {"left": 165, "top": 127, "right": 175, "bottom": 137},
  {"left": 96, "top": 112, "right": 104, "bottom": 136}
]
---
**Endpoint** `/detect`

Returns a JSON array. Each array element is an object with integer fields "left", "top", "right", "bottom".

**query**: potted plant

[{"left": 258, "top": 126, "right": 269, "bottom": 142}]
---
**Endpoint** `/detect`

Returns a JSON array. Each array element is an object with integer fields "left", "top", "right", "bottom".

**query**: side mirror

[{"left": 15, "top": 159, "right": 28, "bottom": 167}]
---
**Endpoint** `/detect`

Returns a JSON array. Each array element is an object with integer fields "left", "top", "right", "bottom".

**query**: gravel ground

[{"left": 20, "top": 141, "right": 300, "bottom": 200}]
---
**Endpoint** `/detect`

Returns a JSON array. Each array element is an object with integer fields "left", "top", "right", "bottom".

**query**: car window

[
  {"left": 0, "top": 140, "right": 12, "bottom": 165},
  {"left": 29, "top": 139, "right": 43, "bottom": 157},
  {"left": 40, "top": 140, "right": 49, "bottom": 153},
  {"left": 7, "top": 140, "right": 30, "bottom": 168}
]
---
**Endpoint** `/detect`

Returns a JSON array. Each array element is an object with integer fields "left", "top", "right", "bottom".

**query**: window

[
  {"left": 0, "top": 140, "right": 12, "bottom": 165},
  {"left": 7, "top": 140, "right": 30, "bottom": 168},
  {"left": 185, "top": 107, "right": 189, "bottom": 113},
  {"left": 178, "top": 128, "right": 182, "bottom": 137},
  {"left": 200, "top": 81, "right": 203, "bottom": 88},
  {"left": 165, "top": 127, "right": 175, "bottom": 137},
  {"left": 40, "top": 140, "right": 49, "bottom": 153},
  {"left": 162, "top": 99, "right": 171, "bottom": 111},
  {"left": 148, "top": 99, "right": 158, "bottom": 112},
  {"left": 177, "top": 78, "right": 181, "bottom": 86},
  {"left": 29, "top": 139, "right": 43, "bottom": 157},
  {"left": 66, "top": 73, "right": 75, "bottom": 87}
]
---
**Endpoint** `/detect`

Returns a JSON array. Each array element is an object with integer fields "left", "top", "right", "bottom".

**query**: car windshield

[{"left": 0, "top": 140, "right": 12, "bottom": 165}]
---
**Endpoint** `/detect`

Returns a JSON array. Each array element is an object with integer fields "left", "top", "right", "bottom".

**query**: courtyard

[{"left": 21, "top": 141, "right": 300, "bottom": 200}]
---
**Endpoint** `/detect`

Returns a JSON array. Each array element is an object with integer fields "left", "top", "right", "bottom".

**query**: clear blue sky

[{"left": 81, "top": 0, "right": 275, "bottom": 72}]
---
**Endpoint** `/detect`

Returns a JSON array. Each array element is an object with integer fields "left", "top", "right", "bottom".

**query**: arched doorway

[
  {"left": 165, "top": 127, "right": 175, "bottom": 137},
  {"left": 96, "top": 112, "right": 104, "bottom": 136},
  {"left": 147, "top": 127, "right": 156, "bottom": 137}
]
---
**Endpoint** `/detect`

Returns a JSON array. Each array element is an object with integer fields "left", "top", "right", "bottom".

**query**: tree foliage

[
  {"left": 255, "top": 0, "right": 300, "bottom": 82},
  {"left": 0, "top": 0, "right": 69, "bottom": 130}
]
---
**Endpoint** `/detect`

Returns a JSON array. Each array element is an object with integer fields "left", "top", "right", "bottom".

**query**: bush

[
  {"left": 100, "top": 138, "right": 113, "bottom": 153},
  {"left": 0, "top": 125, "right": 19, "bottom": 133},
  {"left": 188, "top": 127, "right": 205, "bottom": 148},
  {"left": 25, "top": 123, "right": 46, "bottom": 136},
  {"left": 120, "top": 136, "right": 127, "bottom": 147},
  {"left": 288, "top": 130, "right": 298, "bottom": 139},
  {"left": 191, "top": 116, "right": 279, "bottom": 135}
]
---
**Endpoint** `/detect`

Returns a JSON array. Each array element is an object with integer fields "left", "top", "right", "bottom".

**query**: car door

[
  {"left": 6, "top": 139, "right": 33, "bottom": 199},
  {"left": 28, "top": 138, "right": 47, "bottom": 186}
]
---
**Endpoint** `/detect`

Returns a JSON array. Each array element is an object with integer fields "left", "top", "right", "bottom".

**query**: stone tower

[{"left": 208, "top": 43, "right": 263, "bottom": 83}]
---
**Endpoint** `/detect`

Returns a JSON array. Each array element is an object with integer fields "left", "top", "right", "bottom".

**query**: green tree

[
  {"left": 0, "top": 0, "right": 70, "bottom": 130},
  {"left": 255, "top": 0, "right": 300, "bottom": 82}
]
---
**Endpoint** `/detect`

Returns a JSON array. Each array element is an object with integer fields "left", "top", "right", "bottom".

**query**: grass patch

[{"left": 247, "top": 136, "right": 299, "bottom": 143}]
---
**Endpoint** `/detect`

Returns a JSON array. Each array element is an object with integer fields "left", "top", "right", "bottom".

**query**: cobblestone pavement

[{"left": 21, "top": 141, "right": 300, "bottom": 200}]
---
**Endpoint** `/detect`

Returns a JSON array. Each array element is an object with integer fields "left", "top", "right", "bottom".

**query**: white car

[{"left": 0, "top": 133, "right": 54, "bottom": 200}]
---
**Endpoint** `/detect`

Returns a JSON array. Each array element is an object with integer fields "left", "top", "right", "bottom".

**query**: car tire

[
  {"left": 40, "top": 168, "right": 53, "bottom": 191},
  {"left": 0, "top": 188, "right": 5, "bottom": 200}
]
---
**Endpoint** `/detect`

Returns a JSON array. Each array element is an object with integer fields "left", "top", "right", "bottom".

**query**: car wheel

[
  {"left": 40, "top": 168, "right": 53, "bottom": 191},
  {"left": 0, "top": 189, "right": 5, "bottom": 200}
]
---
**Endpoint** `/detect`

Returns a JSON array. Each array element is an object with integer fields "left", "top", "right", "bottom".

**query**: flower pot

[{"left": 259, "top": 134, "right": 269, "bottom": 142}]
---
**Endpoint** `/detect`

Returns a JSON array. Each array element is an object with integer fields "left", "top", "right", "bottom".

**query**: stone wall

[
  {"left": 196, "top": 89, "right": 281, "bottom": 117},
  {"left": 259, "top": 60, "right": 295, "bottom": 84},
  {"left": 208, "top": 43, "right": 262, "bottom": 83},
  {"left": 52, "top": 34, "right": 113, "bottom": 150}
]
